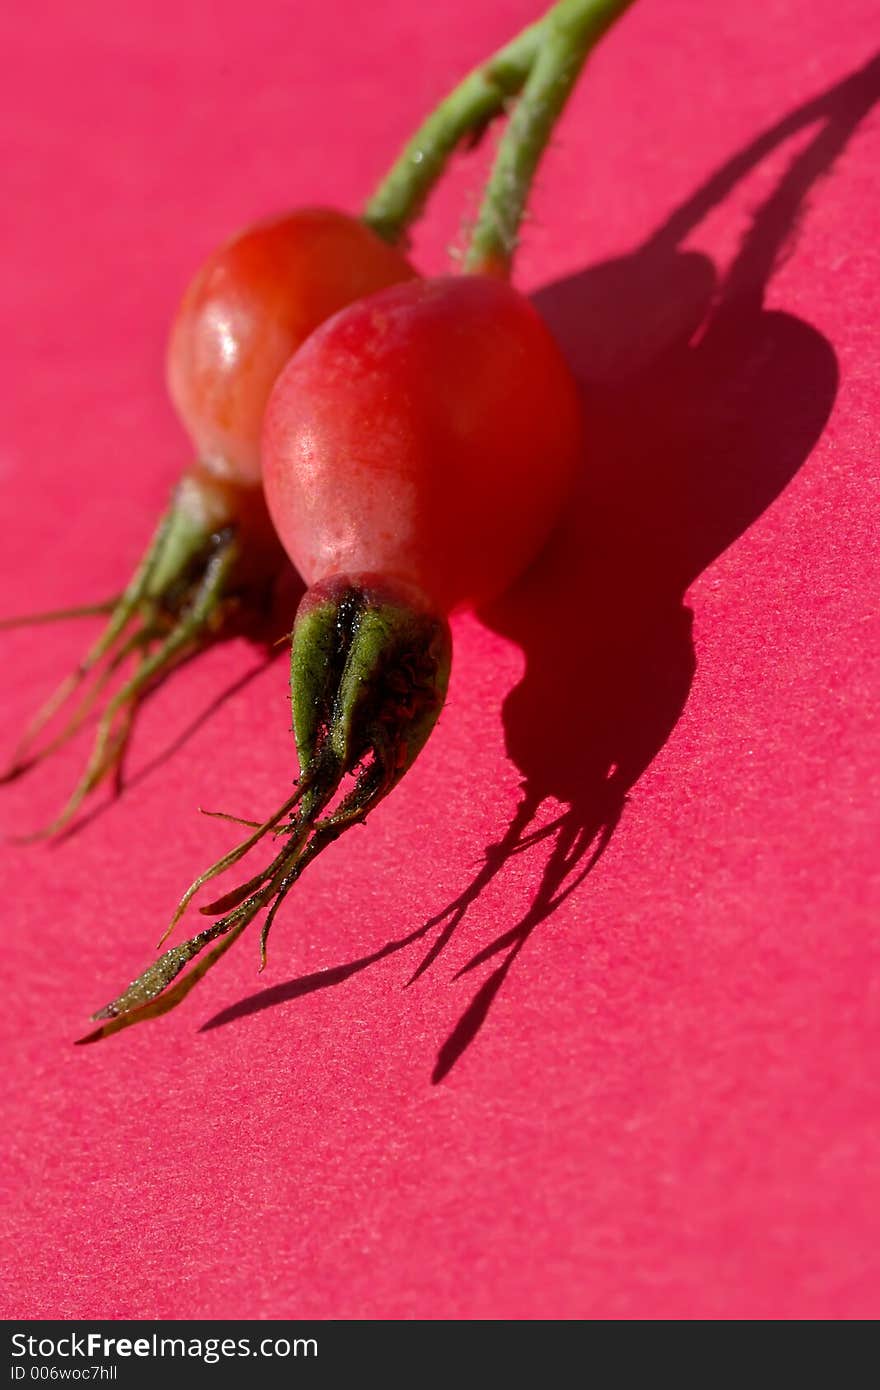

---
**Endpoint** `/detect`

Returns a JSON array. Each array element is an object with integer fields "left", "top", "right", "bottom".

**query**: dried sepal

[
  {"left": 77, "top": 921, "right": 248, "bottom": 1044},
  {"left": 86, "top": 574, "right": 451, "bottom": 1036}
]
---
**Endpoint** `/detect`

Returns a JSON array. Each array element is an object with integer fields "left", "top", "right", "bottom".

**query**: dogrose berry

[
  {"left": 263, "top": 275, "right": 583, "bottom": 611},
  {"left": 168, "top": 208, "right": 419, "bottom": 487},
  {"left": 264, "top": 272, "right": 583, "bottom": 861},
  {"left": 5, "top": 208, "right": 416, "bottom": 835},
  {"left": 91, "top": 275, "right": 583, "bottom": 1030},
  {"left": 85, "top": 0, "right": 639, "bottom": 1035}
]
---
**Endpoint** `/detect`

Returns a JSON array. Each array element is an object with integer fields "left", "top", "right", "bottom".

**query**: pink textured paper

[{"left": 1, "top": 0, "right": 878, "bottom": 1320}]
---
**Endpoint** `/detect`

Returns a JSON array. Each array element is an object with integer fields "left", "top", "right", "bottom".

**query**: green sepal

[
  {"left": 331, "top": 600, "right": 451, "bottom": 779},
  {"left": 290, "top": 577, "right": 451, "bottom": 793},
  {"left": 144, "top": 496, "right": 217, "bottom": 599},
  {"left": 289, "top": 595, "right": 344, "bottom": 774}
]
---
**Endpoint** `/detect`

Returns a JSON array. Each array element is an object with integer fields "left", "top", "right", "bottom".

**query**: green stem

[
  {"left": 465, "top": 0, "right": 636, "bottom": 274},
  {"left": 363, "top": 16, "right": 546, "bottom": 244}
]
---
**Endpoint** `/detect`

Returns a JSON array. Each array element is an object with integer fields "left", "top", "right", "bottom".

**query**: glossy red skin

[
  {"left": 262, "top": 276, "right": 584, "bottom": 613},
  {"left": 166, "top": 208, "right": 417, "bottom": 486}
]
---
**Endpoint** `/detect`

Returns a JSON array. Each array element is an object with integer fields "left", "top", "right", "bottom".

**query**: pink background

[{"left": 2, "top": 0, "right": 878, "bottom": 1319}]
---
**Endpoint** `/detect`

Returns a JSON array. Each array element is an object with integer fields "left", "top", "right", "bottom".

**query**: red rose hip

[
  {"left": 92, "top": 275, "right": 584, "bottom": 1027},
  {"left": 262, "top": 275, "right": 583, "bottom": 612},
  {"left": 168, "top": 208, "right": 418, "bottom": 485}
]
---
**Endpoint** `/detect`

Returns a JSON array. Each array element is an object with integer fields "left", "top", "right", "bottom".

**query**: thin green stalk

[
  {"left": 465, "top": 0, "right": 636, "bottom": 274},
  {"left": 363, "top": 16, "right": 546, "bottom": 244},
  {"left": 0, "top": 598, "right": 119, "bottom": 629}
]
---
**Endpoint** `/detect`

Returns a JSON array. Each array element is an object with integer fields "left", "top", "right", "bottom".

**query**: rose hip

[
  {"left": 93, "top": 276, "right": 583, "bottom": 1028},
  {"left": 5, "top": 209, "right": 415, "bottom": 835}
]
